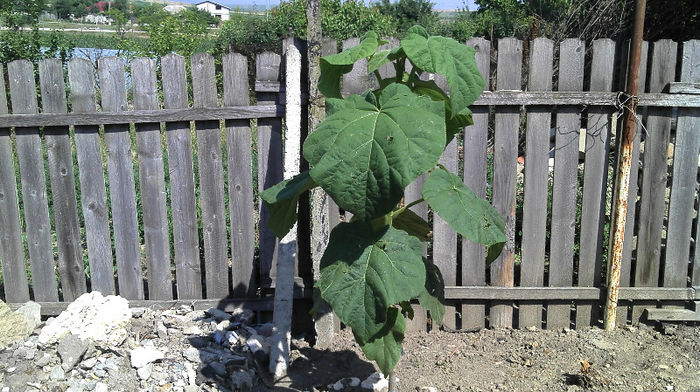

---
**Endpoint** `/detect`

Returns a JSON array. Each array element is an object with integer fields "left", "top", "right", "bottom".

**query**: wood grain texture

[
  {"left": 490, "top": 38, "right": 522, "bottom": 328},
  {"left": 633, "top": 40, "right": 678, "bottom": 321},
  {"left": 223, "top": 53, "right": 256, "bottom": 297},
  {"left": 443, "top": 286, "right": 697, "bottom": 301},
  {"left": 39, "top": 59, "right": 86, "bottom": 301},
  {"left": 548, "top": 39, "right": 584, "bottom": 330},
  {"left": 161, "top": 54, "right": 202, "bottom": 299},
  {"left": 132, "top": 58, "right": 172, "bottom": 300},
  {"left": 191, "top": 53, "right": 229, "bottom": 299},
  {"left": 99, "top": 57, "right": 143, "bottom": 300},
  {"left": 68, "top": 58, "right": 115, "bottom": 295},
  {"left": 519, "top": 38, "right": 553, "bottom": 329},
  {"left": 8, "top": 60, "right": 59, "bottom": 302},
  {"left": 577, "top": 39, "right": 615, "bottom": 328},
  {"left": 405, "top": 174, "right": 428, "bottom": 332},
  {"left": 664, "top": 40, "right": 699, "bottom": 288},
  {"left": 256, "top": 52, "right": 283, "bottom": 287},
  {"left": 0, "top": 64, "right": 30, "bottom": 302},
  {"left": 461, "top": 37, "right": 490, "bottom": 331}
]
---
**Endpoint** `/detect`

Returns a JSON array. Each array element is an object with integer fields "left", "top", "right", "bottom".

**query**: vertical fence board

[
  {"left": 0, "top": 64, "right": 30, "bottom": 302},
  {"left": 8, "top": 60, "right": 59, "bottom": 302},
  {"left": 520, "top": 38, "right": 553, "bottom": 329},
  {"left": 321, "top": 39, "right": 341, "bottom": 233},
  {"left": 161, "top": 54, "right": 202, "bottom": 299},
  {"left": 256, "top": 52, "right": 283, "bottom": 287},
  {"left": 633, "top": 40, "right": 677, "bottom": 321},
  {"left": 68, "top": 59, "right": 114, "bottom": 295},
  {"left": 99, "top": 57, "right": 143, "bottom": 300},
  {"left": 613, "top": 41, "right": 649, "bottom": 325},
  {"left": 342, "top": 38, "right": 372, "bottom": 95},
  {"left": 548, "top": 39, "right": 584, "bottom": 329},
  {"left": 191, "top": 53, "right": 229, "bottom": 299},
  {"left": 490, "top": 38, "right": 522, "bottom": 328},
  {"left": 461, "top": 38, "right": 490, "bottom": 331},
  {"left": 577, "top": 39, "right": 615, "bottom": 327},
  {"left": 664, "top": 40, "right": 700, "bottom": 288},
  {"left": 39, "top": 59, "right": 86, "bottom": 301},
  {"left": 132, "top": 58, "right": 172, "bottom": 300},
  {"left": 223, "top": 53, "right": 256, "bottom": 297}
]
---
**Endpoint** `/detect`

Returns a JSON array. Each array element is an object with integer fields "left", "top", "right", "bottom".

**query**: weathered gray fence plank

[
  {"left": 490, "top": 38, "right": 522, "bottom": 328},
  {"left": 548, "top": 39, "right": 584, "bottom": 330},
  {"left": 68, "top": 58, "right": 115, "bottom": 295},
  {"left": 99, "top": 57, "right": 143, "bottom": 300},
  {"left": 577, "top": 39, "right": 615, "bottom": 328},
  {"left": 8, "top": 60, "right": 59, "bottom": 302},
  {"left": 342, "top": 37, "right": 371, "bottom": 95},
  {"left": 161, "top": 54, "right": 202, "bottom": 299},
  {"left": 520, "top": 38, "right": 553, "bottom": 329},
  {"left": 461, "top": 37, "right": 490, "bottom": 331},
  {"left": 223, "top": 53, "right": 256, "bottom": 297},
  {"left": 257, "top": 52, "right": 283, "bottom": 287},
  {"left": 664, "top": 40, "right": 700, "bottom": 290},
  {"left": 634, "top": 40, "right": 677, "bottom": 322},
  {"left": 132, "top": 58, "right": 172, "bottom": 300},
  {"left": 39, "top": 59, "right": 86, "bottom": 301},
  {"left": 0, "top": 64, "right": 30, "bottom": 303},
  {"left": 613, "top": 40, "right": 649, "bottom": 325},
  {"left": 191, "top": 53, "right": 229, "bottom": 299}
]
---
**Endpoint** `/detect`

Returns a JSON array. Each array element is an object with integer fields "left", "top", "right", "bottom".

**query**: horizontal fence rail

[{"left": 0, "top": 36, "right": 698, "bottom": 333}]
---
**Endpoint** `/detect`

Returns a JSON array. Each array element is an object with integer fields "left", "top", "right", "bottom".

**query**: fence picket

[
  {"left": 39, "top": 59, "right": 86, "bottom": 301},
  {"left": 634, "top": 40, "right": 677, "bottom": 321},
  {"left": 256, "top": 52, "right": 283, "bottom": 287},
  {"left": 161, "top": 54, "right": 202, "bottom": 299},
  {"left": 132, "top": 58, "right": 172, "bottom": 300},
  {"left": 223, "top": 53, "right": 256, "bottom": 297},
  {"left": 99, "top": 57, "right": 143, "bottom": 300},
  {"left": 519, "top": 38, "right": 553, "bottom": 329},
  {"left": 321, "top": 39, "right": 341, "bottom": 232},
  {"left": 490, "top": 38, "right": 522, "bottom": 328},
  {"left": 68, "top": 58, "right": 115, "bottom": 295},
  {"left": 342, "top": 37, "right": 372, "bottom": 95},
  {"left": 191, "top": 53, "right": 229, "bottom": 299},
  {"left": 577, "top": 39, "right": 616, "bottom": 327},
  {"left": 548, "top": 39, "right": 584, "bottom": 330},
  {"left": 8, "top": 60, "right": 59, "bottom": 302},
  {"left": 0, "top": 64, "right": 30, "bottom": 302},
  {"left": 664, "top": 41, "right": 699, "bottom": 288}
]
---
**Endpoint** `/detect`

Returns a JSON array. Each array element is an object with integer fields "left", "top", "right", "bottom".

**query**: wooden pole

[{"left": 604, "top": 0, "right": 646, "bottom": 330}]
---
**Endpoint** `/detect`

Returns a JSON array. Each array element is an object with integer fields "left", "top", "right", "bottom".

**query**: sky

[{"left": 185, "top": 0, "right": 479, "bottom": 11}]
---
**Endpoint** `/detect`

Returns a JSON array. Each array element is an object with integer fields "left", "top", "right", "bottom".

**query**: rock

[
  {"left": 35, "top": 353, "right": 53, "bottom": 367},
  {"left": 184, "top": 362, "right": 197, "bottom": 385},
  {"left": 225, "top": 331, "right": 239, "bottom": 346},
  {"left": 58, "top": 333, "right": 89, "bottom": 372},
  {"left": 183, "top": 347, "right": 201, "bottom": 363},
  {"left": 81, "top": 356, "right": 98, "bottom": 370},
  {"left": 361, "top": 372, "right": 388, "bottom": 392},
  {"left": 93, "top": 382, "right": 109, "bottom": 392},
  {"left": 183, "top": 325, "right": 203, "bottom": 335},
  {"left": 349, "top": 378, "right": 361, "bottom": 387},
  {"left": 231, "top": 307, "right": 254, "bottom": 324},
  {"left": 256, "top": 323, "right": 274, "bottom": 337},
  {"left": 15, "top": 301, "right": 41, "bottom": 333},
  {"left": 206, "top": 361, "right": 227, "bottom": 377},
  {"left": 230, "top": 369, "right": 253, "bottom": 392},
  {"left": 130, "top": 346, "right": 165, "bottom": 368},
  {"left": 205, "top": 308, "right": 231, "bottom": 322},
  {"left": 38, "top": 292, "right": 132, "bottom": 348},
  {"left": 50, "top": 364, "right": 66, "bottom": 381},
  {"left": 0, "top": 300, "right": 30, "bottom": 349},
  {"left": 137, "top": 363, "right": 153, "bottom": 380},
  {"left": 333, "top": 380, "right": 344, "bottom": 390},
  {"left": 420, "top": 388, "right": 438, "bottom": 392},
  {"left": 131, "top": 307, "right": 147, "bottom": 318}
]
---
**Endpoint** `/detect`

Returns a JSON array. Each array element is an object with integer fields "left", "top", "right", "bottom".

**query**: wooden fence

[{"left": 0, "top": 37, "right": 698, "bottom": 331}]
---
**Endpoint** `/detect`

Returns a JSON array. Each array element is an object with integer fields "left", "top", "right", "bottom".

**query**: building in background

[{"left": 196, "top": 1, "right": 230, "bottom": 21}]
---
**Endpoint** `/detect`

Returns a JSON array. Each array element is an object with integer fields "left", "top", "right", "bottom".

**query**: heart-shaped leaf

[
  {"left": 319, "top": 31, "right": 380, "bottom": 98},
  {"left": 356, "top": 307, "right": 405, "bottom": 376},
  {"left": 417, "top": 261, "right": 445, "bottom": 326},
  {"left": 304, "top": 83, "right": 445, "bottom": 220},
  {"left": 260, "top": 171, "right": 316, "bottom": 238},
  {"left": 392, "top": 208, "right": 431, "bottom": 242},
  {"left": 317, "top": 222, "right": 425, "bottom": 343},
  {"left": 422, "top": 166, "right": 506, "bottom": 249},
  {"left": 401, "top": 27, "right": 484, "bottom": 118}
]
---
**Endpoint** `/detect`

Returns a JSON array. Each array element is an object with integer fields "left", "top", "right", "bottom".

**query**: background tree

[{"left": 376, "top": 0, "right": 440, "bottom": 34}]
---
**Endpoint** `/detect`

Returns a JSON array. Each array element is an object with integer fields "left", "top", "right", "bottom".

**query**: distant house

[
  {"left": 196, "top": 1, "right": 230, "bottom": 21},
  {"left": 164, "top": 4, "right": 187, "bottom": 14}
]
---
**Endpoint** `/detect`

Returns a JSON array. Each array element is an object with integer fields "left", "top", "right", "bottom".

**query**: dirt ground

[{"left": 284, "top": 323, "right": 700, "bottom": 392}]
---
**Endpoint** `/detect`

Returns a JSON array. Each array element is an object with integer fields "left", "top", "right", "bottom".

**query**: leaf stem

[{"left": 393, "top": 198, "right": 424, "bottom": 218}]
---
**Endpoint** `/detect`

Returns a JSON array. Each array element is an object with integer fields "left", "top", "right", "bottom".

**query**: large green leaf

[
  {"left": 303, "top": 83, "right": 445, "bottom": 220},
  {"left": 401, "top": 26, "right": 484, "bottom": 118},
  {"left": 422, "top": 167, "right": 506, "bottom": 249},
  {"left": 317, "top": 222, "right": 425, "bottom": 343},
  {"left": 356, "top": 307, "right": 405, "bottom": 376},
  {"left": 417, "top": 261, "right": 445, "bottom": 326},
  {"left": 260, "top": 171, "right": 316, "bottom": 238},
  {"left": 391, "top": 208, "right": 430, "bottom": 242},
  {"left": 319, "top": 31, "right": 380, "bottom": 98},
  {"left": 412, "top": 78, "right": 473, "bottom": 142}
]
